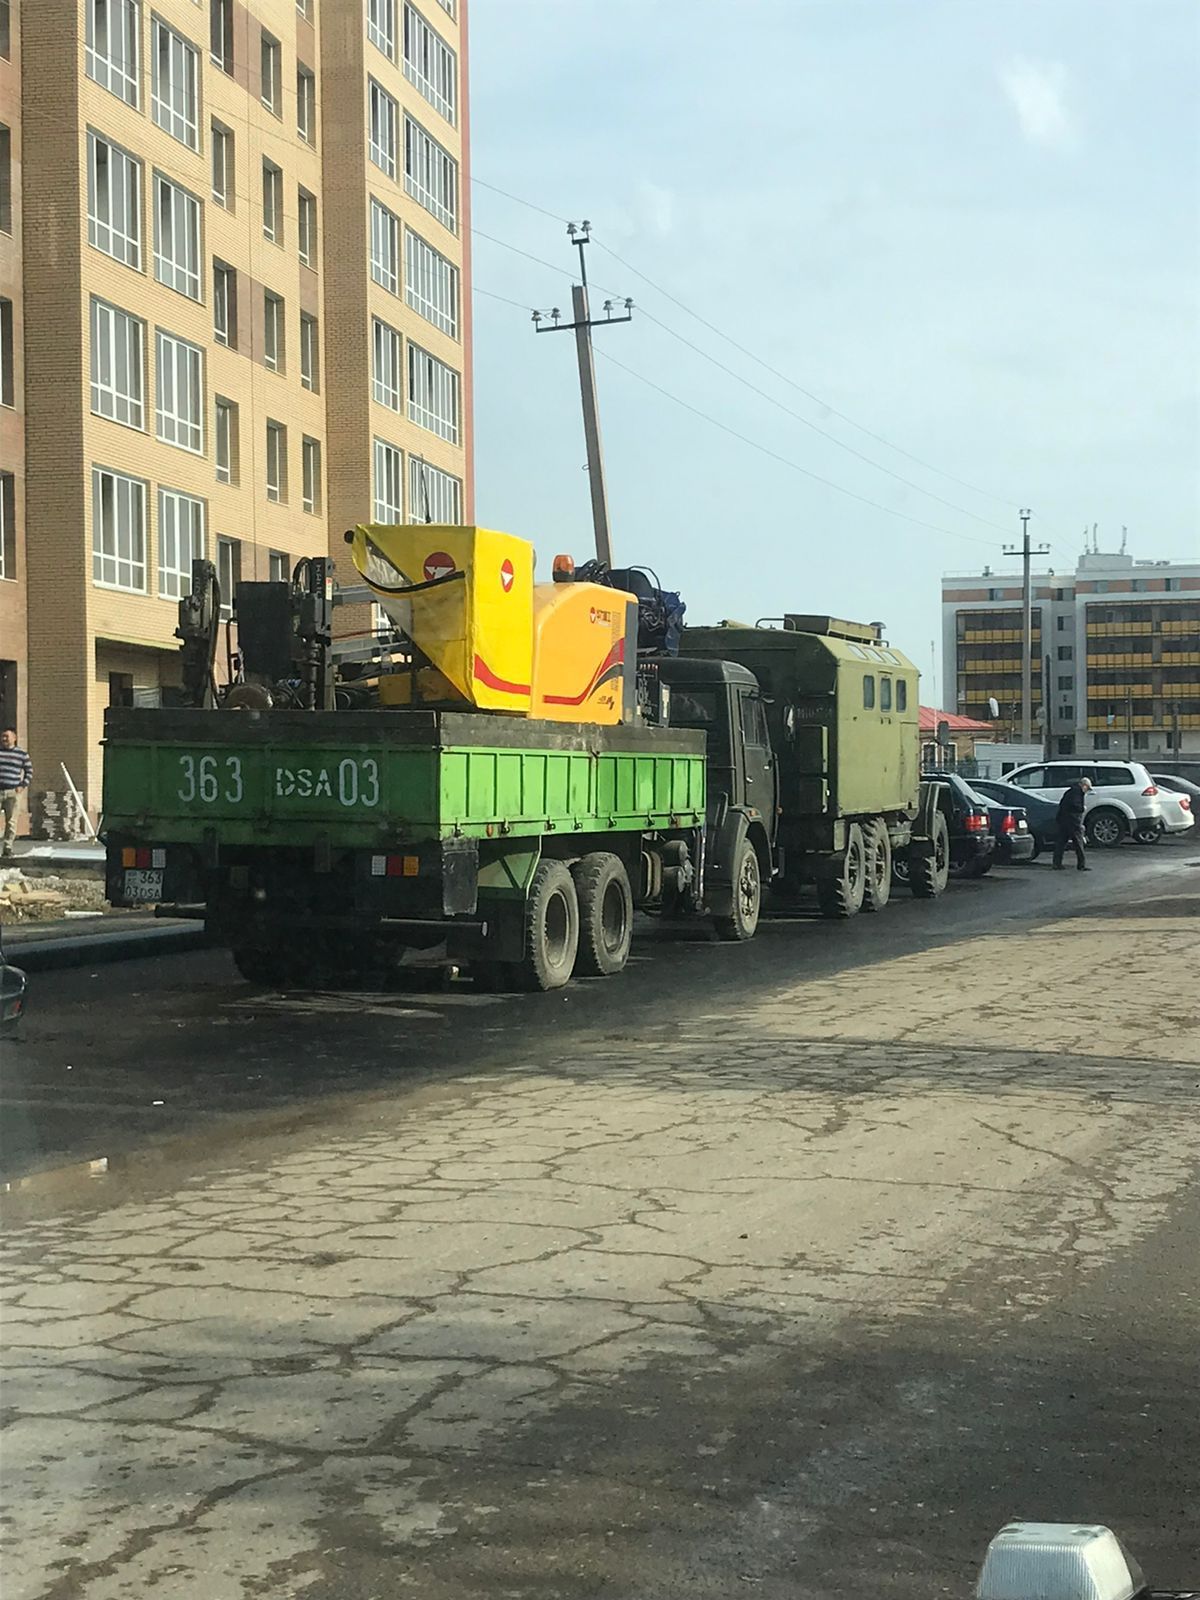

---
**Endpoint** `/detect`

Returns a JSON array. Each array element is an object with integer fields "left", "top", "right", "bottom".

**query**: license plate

[{"left": 123, "top": 869, "right": 164, "bottom": 903}]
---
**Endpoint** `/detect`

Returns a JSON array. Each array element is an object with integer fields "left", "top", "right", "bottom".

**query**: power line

[
  {"left": 471, "top": 176, "right": 569, "bottom": 225},
  {"left": 473, "top": 285, "right": 532, "bottom": 311}
]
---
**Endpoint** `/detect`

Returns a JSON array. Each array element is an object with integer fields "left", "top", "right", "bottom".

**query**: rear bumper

[{"left": 998, "top": 833, "right": 1036, "bottom": 863}]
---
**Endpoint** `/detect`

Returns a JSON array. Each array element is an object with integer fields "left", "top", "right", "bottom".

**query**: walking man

[
  {"left": 0, "top": 728, "right": 33, "bottom": 859},
  {"left": 1053, "top": 774, "right": 1092, "bottom": 871}
]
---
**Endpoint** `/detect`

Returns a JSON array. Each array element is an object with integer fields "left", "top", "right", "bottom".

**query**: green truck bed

[{"left": 102, "top": 708, "right": 706, "bottom": 847}]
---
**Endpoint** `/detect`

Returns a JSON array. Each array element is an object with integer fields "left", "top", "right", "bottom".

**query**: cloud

[{"left": 998, "top": 57, "right": 1077, "bottom": 150}]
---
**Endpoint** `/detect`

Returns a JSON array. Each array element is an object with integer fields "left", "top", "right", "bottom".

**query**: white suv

[{"left": 1004, "top": 760, "right": 1167, "bottom": 847}]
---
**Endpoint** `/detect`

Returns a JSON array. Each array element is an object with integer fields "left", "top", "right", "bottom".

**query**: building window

[
  {"left": 368, "top": 0, "right": 396, "bottom": 61},
  {"left": 374, "top": 439, "right": 404, "bottom": 522},
  {"left": 302, "top": 436, "right": 321, "bottom": 514},
  {"left": 266, "top": 420, "right": 287, "bottom": 502},
  {"left": 92, "top": 465, "right": 147, "bottom": 592},
  {"left": 262, "top": 159, "right": 283, "bottom": 244},
  {"left": 404, "top": 115, "right": 457, "bottom": 232},
  {"left": 1133, "top": 731, "right": 1150, "bottom": 750},
  {"left": 987, "top": 587, "right": 1002, "bottom": 602},
  {"left": 405, "top": 228, "right": 458, "bottom": 337},
  {"left": 372, "top": 317, "right": 402, "bottom": 411},
  {"left": 213, "top": 261, "right": 237, "bottom": 348},
  {"left": 1057, "top": 645, "right": 1073, "bottom": 661},
  {"left": 1095, "top": 581, "right": 1109, "bottom": 595},
  {"left": 87, "top": 0, "right": 141, "bottom": 108},
  {"left": 1093, "top": 732, "right": 1109, "bottom": 751},
  {"left": 369, "top": 79, "right": 398, "bottom": 178},
  {"left": 217, "top": 535, "right": 240, "bottom": 619},
  {"left": 0, "top": 126, "right": 9, "bottom": 234},
  {"left": 90, "top": 297, "right": 145, "bottom": 430},
  {"left": 269, "top": 549, "right": 288, "bottom": 583},
  {"left": 210, "top": 0, "right": 233, "bottom": 72},
  {"left": 1057, "top": 675, "right": 1073, "bottom": 691},
  {"left": 406, "top": 341, "right": 459, "bottom": 442},
  {"left": 0, "top": 471, "right": 14, "bottom": 580},
  {"left": 0, "top": 298, "right": 9, "bottom": 407},
  {"left": 862, "top": 674, "right": 875, "bottom": 709},
  {"left": 1166, "top": 578, "right": 1180, "bottom": 592},
  {"left": 152, "top": 18, "right": 199, "bottom": 150},
  {"left": 155, "top": 329, "right": 204, "bottom": 453},
  {"left": 1056, "top": 736, "right": 1074, "bottom": 755},
  {"left": 1061, "top": 704, "right": 1074, "bottom": 721},
  {"left": 263, "top": 292, "right": 284, "bottom": 373},
  {"left": 158, "top": 487, "right": 205, "bottom": 599},
  {"left": 1056, "top": 615, "right": 1066, "bottom": 631},
  {"left": 211, "top": 121, "right": 234, "bottom": 208},
  {"left": 87, "top": 133, "right": 142, "bottom": 270},
  {"left": 297, "top": 65, "right": 316, "bottom": 144},
  {"left": 154, "top": 175, "right": 202, "bottom": 301},
  {"left": 298, "top": 188, "right": 317, "bottom": 268},
  {"left": 299, "top": 313, "right": 318, "bottom": 391},
  {"left": 260, "top": 30, "right": 282, "bottom": 115},
  {"left": 403, "top": 4, "right": 457, "bottom": 125},
  {"left": 214, "top": 395, "right": 238, "bottom": 484},
  {"left": 370, "top": 198, "right": 400, "bottom": 293},
  {"left": 435, "top": 0, "right": 455, "bottom": 17}
]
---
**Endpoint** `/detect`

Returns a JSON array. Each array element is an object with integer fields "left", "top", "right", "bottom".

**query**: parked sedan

[
  {"left": 0, "top": 930, "right": 27, "bottom": 1037},
  {"left": 1153, "top": 774, "right": 1200, "bottom": 835},
  {"left": 969, "top": 778, "right": 1060, "bottom": 859},
  {"left": 923, "top": 772, "right": 1033, "bottom": 869}
]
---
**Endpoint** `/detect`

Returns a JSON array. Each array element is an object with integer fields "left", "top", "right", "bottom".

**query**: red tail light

[
  {"left": 1180, "top": 796, "right": 1192, "bottom": 812},
  {"left": 1142, "top": 785, "right": 1158, "bottom": 796},
  {"left": 1001, "top": 812, "right": 1017, "bottom": 834},
  {"left": 965, "top": 811, "right": 988, "bottom": 832}
]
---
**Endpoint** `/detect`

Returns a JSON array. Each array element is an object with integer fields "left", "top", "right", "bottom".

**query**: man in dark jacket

[{"left": 1053, "top": 776, "right": 1092, "bottom": 871}]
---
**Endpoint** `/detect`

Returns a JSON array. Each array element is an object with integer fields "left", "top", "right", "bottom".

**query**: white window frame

[
  {"left": 155, "top": 328, "right": 204, "bottom": 454},
  {"left": 211, "top": 120, "right": 233, "bottom": 208},
  {"left": 367, "top": 0, "right": 395, "bottom": 61},
  {"left": 368, "top": 78, "right": 398, "bottom": 178},
  {"left": 153, "top": 174, "right": 202, "bottom": 301},
  {"left": 297, "top": 63, "right": 316, "bottom": 144},
  {"left": 372, "top": 317, "right": 402, "bottom": 412},
  {"left": 210, "top": 0, "right": 233, "bottom": 72},
  {"left": 90, "top": 297, "right": 145, "bottom": 431},
  {"left": 261, "top": 30, "right": 282, "bottom": 115},
  {"left": 298, "top": 188, "right": 317, "bottom": 268},
  {"left": 87, "top": 132, "right": 142, "bottom": 270},
  {"left": 269, "top": 549, "right": 289, "bottom": 583},
  {"left": 0, "top": 471, "right": 13, "bottom": 581},
  {"left": 151, "top": 16, "right": 199, "bottom": 151},
  {"left": 403, "top": 4, "right": 456, "bottom": 125},
  {"left": 373, "top": 438, "right": 404, "bottom": 523},
  {"left": 262, "top": 159, "right": 283, "bottom": 244},
  {"left": 404, "top": 114, "right": 457, "bottom": 233},
  {"left": 435, "top": 0, "right": 456, "bottom": 17},
  {"left": 217, "top": 536, "right": 240, "bottom": 620},
  {"left": 408, "top": 455, "right": 461, "bottom": 524},
  {"left": 157, "top": 487, "right": 205, "bottom": 599},
  {"left": 214, "top": 395, "right": 236, "bottom": 484},
  {"left": 266, "top": 420, "right": 287, "bottom": 503},
  {"left": 300, "top": 312, "right": 318, "bottom": 391},
  {"left": 213, "top": 261, "right": 236, "bottom": 347},
  {"left": 406, "top": 340, "right": 458, "bottom": 443},
  {"left": 86, "top": 0, "right": 141, "bottom": 108},
  {"left": 263, "top": 291, "right": 284, "bottom": 373},
  {"left": 302, "top": 436, "right": 321, "bottom": 514},
  {"left": 92, "top": 465, "right": 148, "bottom": 592},
  {"left": 370, "top": 198, "right": 400, "bottom": 294},
  {"left": 405, "top": 227, "right": 458, "bottom": 337}
]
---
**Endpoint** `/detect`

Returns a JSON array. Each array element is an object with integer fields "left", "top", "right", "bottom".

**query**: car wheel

[
  {"left": 1086, "top": 808, "right": 1128, "bottom": 849},
  {"left": 1132, "top": 821, "right": 1163, "bottom": 845}
]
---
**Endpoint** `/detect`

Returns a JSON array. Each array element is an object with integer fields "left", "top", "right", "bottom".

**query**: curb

[{"left": 9, "top": 924, "right": 210, "bottom": 972}]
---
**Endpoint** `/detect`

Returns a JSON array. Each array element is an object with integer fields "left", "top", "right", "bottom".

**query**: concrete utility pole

[
  {"left": 1003, "top": 510, "right": 1051, "bottom": 745},
  {"left": 533, "top": 223, "right": 632, "bottom": 567}
]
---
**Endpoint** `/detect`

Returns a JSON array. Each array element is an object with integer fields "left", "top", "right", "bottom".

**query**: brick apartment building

[
  {"left": 942, "top": 546, "right": 1200, "bottom": 759},
  {"left": 0, "top": 0, "right": 472, "bottom": 828}
]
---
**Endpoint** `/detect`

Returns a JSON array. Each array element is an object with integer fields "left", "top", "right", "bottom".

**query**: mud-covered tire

[
  {"left": 861, "top": 819, "right": 892, "bottom": 912},
  {"left": 816, "top": 823, "right": 867, "bottom": 918},
  {"left": 713, "top": 836, "right": 761, "bottom": 942},
  {"left": 514, "top": 860, "right": 579, "bottom": 991},
  {"left": 572, "top": 853, "right": 633, "bottom": 977},
  {"left": 910, "top": 812, "right": 950, "bottom": 900},
  {"left": 1086, "top": 808, "right": 1127, "bottom": 849}
]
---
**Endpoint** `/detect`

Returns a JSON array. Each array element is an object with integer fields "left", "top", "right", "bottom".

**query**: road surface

[{"left": 2, "top": 845, "right": 1199, "bottom": 1597}]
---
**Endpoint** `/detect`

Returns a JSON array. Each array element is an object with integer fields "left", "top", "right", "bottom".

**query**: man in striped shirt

[{"left": 0, "top": 728, "right": 33, "bottom": 859}]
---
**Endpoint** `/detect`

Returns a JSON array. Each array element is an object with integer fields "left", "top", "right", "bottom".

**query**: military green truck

[{"left": 102, "top": 538, "right": 951, "bottom": 991}]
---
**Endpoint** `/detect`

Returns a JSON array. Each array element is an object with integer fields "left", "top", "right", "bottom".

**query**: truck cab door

[{"left": 737, "top": 688, "right": 778, "bottom": 843}]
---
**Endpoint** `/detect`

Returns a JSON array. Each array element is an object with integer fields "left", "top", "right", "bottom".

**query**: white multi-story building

[{"left": 942, "top": 546, "right": 1200, "bottom": 759}]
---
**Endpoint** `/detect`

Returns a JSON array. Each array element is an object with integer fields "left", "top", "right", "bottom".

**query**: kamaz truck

[{"left": 102, "top": 524, "right": 951, "bottom": 990}]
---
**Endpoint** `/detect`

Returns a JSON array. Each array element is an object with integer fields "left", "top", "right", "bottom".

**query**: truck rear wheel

[
  {"left": 515, "top": 860, "right": 580, "bottom": 991},
  {"left": 910, "top": 812, "right": 950, "bottom": 899},
  {"left": 713, "top": 836, "right": 761, "bottom": 942},
  {"left": 861, "top": 820, "right": 892, "bottom": 912},
  {"left": 572, "top": 853, "right": 633, "bottom": 977},
  {"left": 817, "top": 823, "right": 867, "bottom": 918},
  {"left": 232, "top": 946, "right": 294, "bottom": 987}
]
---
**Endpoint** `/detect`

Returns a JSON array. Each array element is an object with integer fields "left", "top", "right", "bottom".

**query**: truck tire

[
  {"left": 514, "top": 860, "right": 580, "bottom": 991},
  {"left": 910, "top": 813, "right": 950, "bottom": 899},
  {"left": 713, "top": 836, "right": 761, "bottom": 942},
  {"left": 232, "top": 946, "right": 293, "bottom": 987},
  {"left": 1086, "top": 808, "right": 1127, "bottom": 849},
  {"left": 572, "top": 853, "right": 633, "bottom": 976},
  {"left": 861, "top": 819, "right": 892, "bottom": 912},
  {"left": 816, "top": 823, "right": 867, "bottom": 918}
]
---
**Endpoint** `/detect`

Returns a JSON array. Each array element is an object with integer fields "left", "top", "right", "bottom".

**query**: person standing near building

[
  {"left": 0, "top": 728, "right": 33, "bottom": 859},
  {"left": 1053, "top": 775, "right": 1092, "bottom": 871}
]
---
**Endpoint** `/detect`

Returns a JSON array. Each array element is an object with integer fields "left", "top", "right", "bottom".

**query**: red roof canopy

[{"left": 919, "top": 706, "right": 993, "bottom": 735}]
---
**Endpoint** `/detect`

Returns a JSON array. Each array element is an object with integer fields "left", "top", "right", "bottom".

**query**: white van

[{"left": 1004, "top": 760, "right": 1168, "bottom": 847}]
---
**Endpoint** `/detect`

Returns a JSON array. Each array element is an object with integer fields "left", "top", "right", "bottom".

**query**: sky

[{"left": 465, "top": 0, "right": 1200, "bottom": 686}]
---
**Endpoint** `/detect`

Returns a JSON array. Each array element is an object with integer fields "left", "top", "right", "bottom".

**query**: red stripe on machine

[
  {"left": 472, "top": 654, "right": 531, "bottom": 696},
  {"left": 543, "top": 640, "right": 626, "bottom": 707}
]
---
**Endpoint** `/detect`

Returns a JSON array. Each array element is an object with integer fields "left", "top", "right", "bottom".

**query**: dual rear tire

[{"left": 482, "top": 852, "right": 634, "bottom": 993}]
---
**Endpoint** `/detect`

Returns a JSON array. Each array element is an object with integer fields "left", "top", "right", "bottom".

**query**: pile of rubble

[{"left": 0, "top": 867, "right": 107, "bottom": 923}]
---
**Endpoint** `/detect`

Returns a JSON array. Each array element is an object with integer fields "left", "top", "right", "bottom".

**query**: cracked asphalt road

[{"left": 2, "top": 848, "right": 1199, "bottom": 1597}]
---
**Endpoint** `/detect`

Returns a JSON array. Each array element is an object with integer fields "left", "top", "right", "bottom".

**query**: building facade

[
  {"left": 942, "top": 548, "right": 1200, "bottom": 759},
  {"left": 6, "top": 0, "right": 471, "bottom": 826},
  {"left": 0, "top": 0, "right": 25, "bottom": 741}
]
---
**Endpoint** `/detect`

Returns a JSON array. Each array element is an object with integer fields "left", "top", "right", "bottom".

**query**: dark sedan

[
  {"left": 969, "top": 777, "right": 1060, "bottom": 859},
  {"left": 0, "top": 929, "right": 27, "bottom": 1036}
]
